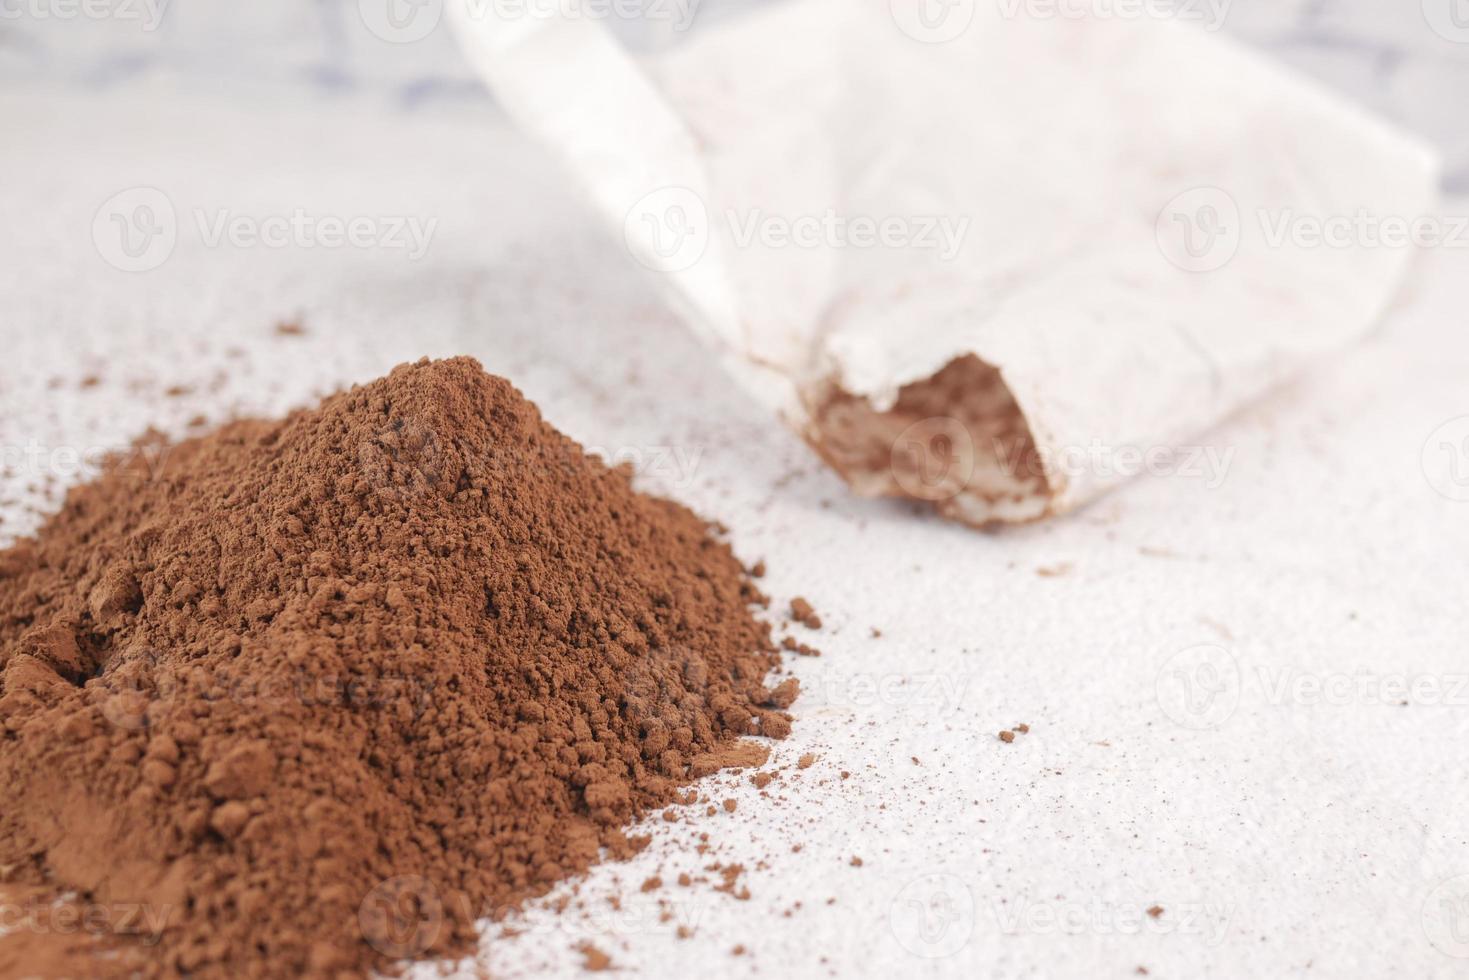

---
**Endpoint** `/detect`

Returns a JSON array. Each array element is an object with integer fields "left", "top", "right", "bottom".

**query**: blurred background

[{"left": 4, "top": 0, "right": 1466, "bottom": 189}]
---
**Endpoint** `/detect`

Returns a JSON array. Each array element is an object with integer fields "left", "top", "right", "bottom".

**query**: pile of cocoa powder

[{"left": 0, "top": 357, "right": 794, "bottom": 978}]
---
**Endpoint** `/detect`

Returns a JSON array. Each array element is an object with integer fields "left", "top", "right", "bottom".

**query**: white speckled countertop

[{"left": 3, "top": 6, "right": 1469, "bottom": 979}]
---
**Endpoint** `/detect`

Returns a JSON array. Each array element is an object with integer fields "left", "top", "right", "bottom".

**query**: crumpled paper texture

[{"left": 451, "top": 0, "right": 1439, "bottom": 525}]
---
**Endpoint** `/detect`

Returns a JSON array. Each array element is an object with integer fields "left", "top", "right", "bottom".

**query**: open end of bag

[{"left": 800, "top": 355, "right": 1059, "bottom": 527}]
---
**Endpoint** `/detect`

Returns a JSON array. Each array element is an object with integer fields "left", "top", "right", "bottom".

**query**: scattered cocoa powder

[
  {"left": 789, "top": 597, "right": 821, "bottom": 630},
  {"left": 0, "top": 358, "right": 795, "bottom": 978},
  {"left": 779, "top": 636, "right": 821, "bottom": 657},
  {"left": 577, "top": 942, "right": 613, "bottom": 971}
]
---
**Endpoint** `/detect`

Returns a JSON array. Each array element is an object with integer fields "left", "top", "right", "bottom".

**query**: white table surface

[
  {"left": 3, "top": 83, "right": 1469, "bottom": 979},
  {"left": 4, "top": 0, "right": 1468, "bottom": 187}
]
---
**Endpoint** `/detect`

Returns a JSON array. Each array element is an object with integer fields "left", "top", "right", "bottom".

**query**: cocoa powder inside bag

[{"left": 0, "top": 357, "right": 792, "bottom": 978}]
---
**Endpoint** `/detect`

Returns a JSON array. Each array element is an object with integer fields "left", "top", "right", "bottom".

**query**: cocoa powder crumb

[
  {"left": 999, "top": 731, "right": 1016, "bottom": 743},
  {"left": 789, "top": 597, "right": 822, "bottom": 629},
  {"left": 779, "top": 636, "right": 821, "bottom": 657},
  {"left": 577, "top": 943, "right": 613, "bottom": 971}
]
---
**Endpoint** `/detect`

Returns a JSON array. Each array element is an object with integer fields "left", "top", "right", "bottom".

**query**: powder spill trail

[{"left": 0, "top": 357, "right": 796, "bottom": 978}]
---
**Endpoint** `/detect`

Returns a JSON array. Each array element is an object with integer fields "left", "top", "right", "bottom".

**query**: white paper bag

[{"left": 449, "top": 0, "right": 1439, "bottom": 525}]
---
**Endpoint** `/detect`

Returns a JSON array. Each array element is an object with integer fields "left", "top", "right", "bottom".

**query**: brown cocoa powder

[{"left": 0, "top": 357, "right": 794, "bottom": 978}]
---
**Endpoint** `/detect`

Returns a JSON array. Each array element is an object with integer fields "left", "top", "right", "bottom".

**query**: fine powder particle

[{"left": 0, "top": 357, "right": 795, "bottom": 977}]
